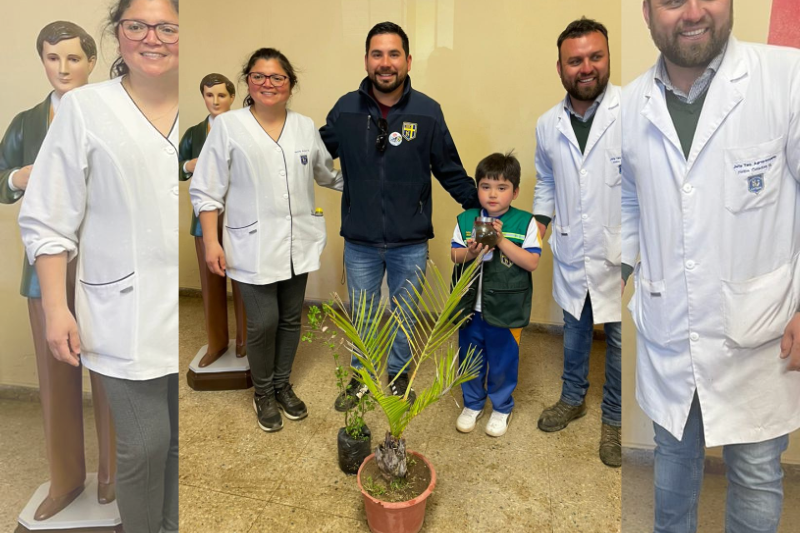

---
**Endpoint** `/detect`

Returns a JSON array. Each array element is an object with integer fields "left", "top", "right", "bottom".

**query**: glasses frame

[
  {"left": 247, "top": 72, "right": 290, "bottom": 88},
  {"left": 376, "top": 118, "right": 388, "bottom": 153},
  {"left": 118, "top": 19, "right": 180, "bottom": 44}
]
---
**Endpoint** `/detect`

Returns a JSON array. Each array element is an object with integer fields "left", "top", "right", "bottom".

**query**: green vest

[{"left": 452, "top": 207, "right": 534, "bottom": 328}]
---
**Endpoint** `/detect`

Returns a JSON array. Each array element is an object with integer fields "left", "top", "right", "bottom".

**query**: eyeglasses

[
  {"left": 376, "top": 118, "right": 388, "bottom": 153},
  {"left": 119, "top": 20, "right": 179, "bottom": 44},
  {"left": 247, "top": 72, "right": 289, "bottom": 87}
]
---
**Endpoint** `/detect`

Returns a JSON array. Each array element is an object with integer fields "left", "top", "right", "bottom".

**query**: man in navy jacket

[{"left": 321, "top": 21, "right": 478, "bottom": 410}]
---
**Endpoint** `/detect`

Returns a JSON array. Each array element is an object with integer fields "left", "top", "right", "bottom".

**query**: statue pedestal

[
  {"left": 17, "top": 473, "right": 121, "bottom": 532},
  {"left": 186, "top": 340, "right": 252, "bottom": 391}
]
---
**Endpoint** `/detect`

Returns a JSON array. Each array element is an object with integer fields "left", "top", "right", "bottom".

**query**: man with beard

[
  {"left": 532, "top": 18, "right": 622, "bottom": 467},
  {"left": 320, "top": 21, "right": 478, "bottom": 410},
  {"left": 622, "top": 0, "right": 800, "bottom": 530}
]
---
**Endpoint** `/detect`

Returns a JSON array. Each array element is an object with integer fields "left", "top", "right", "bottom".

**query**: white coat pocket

[
  {"left": 78, "top": 272, "right": 137, "bottom": 359},
  {"left": 605, "top": 149, "right": 622, "bottom": 187},
  {"left": 224, "top": 221, "right": 260, "bottom": 276},
  {"left": 723, "top": 136, "right": 784, "bottom": 214},
  {"left": 628, "top": 267, "right": 670, "bottom": 346},
  {"left": 721, "top": 254, "right": 799, "bottom": 349},
  {"left": 549, "top": 222, "right": 583, "bottom": 266},
  {"left": 603, "top": 225, "right": 621, "bottom": 266}
]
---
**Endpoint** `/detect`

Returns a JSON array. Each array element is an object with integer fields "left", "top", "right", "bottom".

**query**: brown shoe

[
  {"left": 537, "top": 399, "right": 587, "bottom": 432},
  {"left": 34, "top": 485, "right": 85, "bottom": 521},
  {"left": 97, "top": 481, "right": 116, "bottom": 504},
  {"left": 599, "top": 423, "right": 621, "bottom": 468},
  {"left": 199, "top": 345, "right": 227, "bottom": 367}
]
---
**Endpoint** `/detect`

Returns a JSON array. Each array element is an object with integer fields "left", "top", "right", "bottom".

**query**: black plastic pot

[{"left": 337, "top": 425, "right": 372, "bottom": 475}]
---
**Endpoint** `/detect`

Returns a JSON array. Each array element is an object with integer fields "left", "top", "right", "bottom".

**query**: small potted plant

[
  {"left": 304, "top": 305, "right": 375, "bottom": 475},
  {"left": 324, "top": 259, "right": 482, "bottom": 533}
]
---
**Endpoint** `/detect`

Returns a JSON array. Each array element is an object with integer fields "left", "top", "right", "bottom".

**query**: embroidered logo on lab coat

[
  {"left": 389, "top": 132, "right": 403, "bottom": 146},
  {"left": 300, "top": 154, "right": 308, "bottom": 165},
  {"left": 402, "top": 122, "right": 417, "bottom": 141},
  {"left": 747, "top": 174, "right": 764, "bottom": 194},
  {"left": 500, "top": 252, "right": 513, "bottom": 268}
]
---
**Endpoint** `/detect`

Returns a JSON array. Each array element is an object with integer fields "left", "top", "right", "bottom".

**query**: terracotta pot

[{"left": 356, "top": 450, "right": 436, "bottom": 533}]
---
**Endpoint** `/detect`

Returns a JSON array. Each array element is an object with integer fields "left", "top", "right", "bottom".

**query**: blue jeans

[
  {"left": 560, "top": 295, "right": 621, "bottom": 426},
  {"left": 343, "top": 241, "right": 428, "bottom": 376},
  {"left": 458, "top": 312, "right": 520, "bottom": 414},
  {"left": 653, "top": 394, "right": 788, "bottom": 533}
]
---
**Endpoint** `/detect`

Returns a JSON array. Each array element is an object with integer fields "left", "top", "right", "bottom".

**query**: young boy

[{"left": 451, "top": 152, "right": 541, "bottom": 437}]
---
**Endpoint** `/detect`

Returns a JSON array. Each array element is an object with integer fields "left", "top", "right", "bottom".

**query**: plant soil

[{"left": 361, "top": 454, "right": 432, "bottom": 503}]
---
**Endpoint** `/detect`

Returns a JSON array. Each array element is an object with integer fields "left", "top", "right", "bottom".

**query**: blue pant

[
  {"left": 653, "top": 394, "right": 787, "bottom": 533},
  {"left": 560, "top": 295, "right": 622, "bottom": 426},
  {"left": 458, "top": 312, "right": 520, "bottom": 414},
  {"left": 344, "top": 241, "right": 428, "bottom": 376}
]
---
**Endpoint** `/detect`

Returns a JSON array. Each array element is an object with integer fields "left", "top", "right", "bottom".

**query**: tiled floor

[
  {"left": 177, "top": 295, "right": 621, "bottom": 532},
  {"left": 622, "top": 454, "right": 800, "bottom": 532},
  {"left": 0, "top": 294, "right": 621, "bottom": 532}
]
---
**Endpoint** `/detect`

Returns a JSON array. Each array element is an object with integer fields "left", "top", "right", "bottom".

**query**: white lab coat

[
  {"left": 533, "top": 84, "right": 621, "bottom": 324},
  {"left": 190, "top": 108, "right": 342, "bottom": 285},
  {"left": 19, "top": 77, "right": 179, "bottom": 381},
  {"left": 621, "top": 38, "right": 800, "bottom": 446}
]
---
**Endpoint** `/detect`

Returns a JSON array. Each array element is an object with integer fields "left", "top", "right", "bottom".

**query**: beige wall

[
  {"left": 0, "top": 2, "right": 113, "bottom": 390},
  {"left": 620, "top": 0, "right": 799, "bottom": 464},
  {"left": 179, "top": 0, "right": 622, "bottom": 326}
]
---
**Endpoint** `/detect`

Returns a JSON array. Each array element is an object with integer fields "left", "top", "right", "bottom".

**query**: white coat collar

[
  {"left": 641, "top": 37, "right": 746, "bottom": 174},
  {"left": 556, "top": 83, "right": 619, "bottom": 161}
]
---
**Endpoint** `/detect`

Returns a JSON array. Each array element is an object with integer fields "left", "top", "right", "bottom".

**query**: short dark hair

[
  {"left": 557, "top": 17, "right": 609, "bottom": 60},
  {"left": 240, "top": 48, "right": 298, "bottom": 107},
  {"left": 37, "top": 21, "right": 97, "bottom": 60},
  {"left": 365, "top": 22, "right": 409, "bottom": 56},
  {"left": 475, "top": 151, "right": 521, "bottom": 189},
  {"left": 200, "top": 73, "right": 235, "bottom": 96}
]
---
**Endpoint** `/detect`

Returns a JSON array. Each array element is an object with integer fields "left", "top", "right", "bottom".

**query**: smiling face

[
  {"left": 644, "top": 0, "right": 732, "bottom": 69},
  {"left": 117, "top": 0, "right": 179, "bottom": 80},
  {"left": 557, "top": 31, "right": 610, "bottom": 104},
  {"left": 365, "top": 33, "right": 411, "bottom": 95},
  {"left": 478, "top": 175, "right": 518, "bottom": 217},
  {"left": 203, "top": 83, "right": 233, "bottom": 117},
  {"left": 246, "top": 58, "right": 291, "bottom": 110},
  {"left": 41, "top": 38, "right": 96, "bottom": 97}
]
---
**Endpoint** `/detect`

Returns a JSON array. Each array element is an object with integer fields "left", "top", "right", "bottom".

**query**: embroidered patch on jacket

[
  {"left": 747, "top": 174, "right": 764, "bottom": 195},
  {"left": 500, "top": 252, "right": 513, "bottom": 268},
  {"left": 300, "top": 154, "right": 308, "bottom": 165},
  {"left": 402, "top": 122, "right": 417, "bottom": 141},
  {"left": 389, "top": 132, "right": 403, "bottom": 146}
]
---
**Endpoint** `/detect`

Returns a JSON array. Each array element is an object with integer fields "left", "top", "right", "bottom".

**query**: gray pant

[
  {"left": 238, "top": 272, "right": 308, "bottom": 397},
  {"left": 100, "top": 373, "right": 178, "bottom": 533}
]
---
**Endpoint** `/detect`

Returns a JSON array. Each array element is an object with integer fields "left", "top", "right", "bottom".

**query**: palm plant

[{"left": 324, "top": 258, "right": 483, "bottom": 483}]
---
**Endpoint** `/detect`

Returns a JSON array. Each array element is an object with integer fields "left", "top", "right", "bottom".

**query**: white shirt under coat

[
  {"left": 19, "top": 76, "right": 179, "bottom": 381},
  {"left": 190, "top": 108, "right": 342, "bottom": 285},
  {"left": 621, "top": 37, "right": 800, "bottom": 446},
  {"left": 533, "top": 84, "right": 622, "bottom": 325}
]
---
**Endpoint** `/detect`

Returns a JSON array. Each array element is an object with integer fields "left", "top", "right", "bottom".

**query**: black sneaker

[
  {"left": 253, "top": 393, "right": 283, "bottom": 432},
  {"left": 388, "top": 373, "right": 416, "bottom": 405},
  {"left": 275, "top": 383, "right": 308, "bottom": 420},
  {"left": 334, "top": 377, "right": 369, "bottom": 412}
]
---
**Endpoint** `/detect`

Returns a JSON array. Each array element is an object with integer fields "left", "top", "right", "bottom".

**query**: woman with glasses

[
  {"left": 19, "top": 0, "right": 179, "bottom": 531},
  {"left": 190, "top": 48, "right": 341, "bottom": 433}
]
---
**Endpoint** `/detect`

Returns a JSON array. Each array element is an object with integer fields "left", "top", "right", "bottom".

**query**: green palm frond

[{"left": 325, "top": 260, "right": 484, "bottom": 440}]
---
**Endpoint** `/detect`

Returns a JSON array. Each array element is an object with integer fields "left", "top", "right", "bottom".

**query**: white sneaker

[
  {"left": 485, "top": 410, "right": 513, "bottom": 437},
  {"left": 456, "top": 407, "right": 484, "bottom": 433}
]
